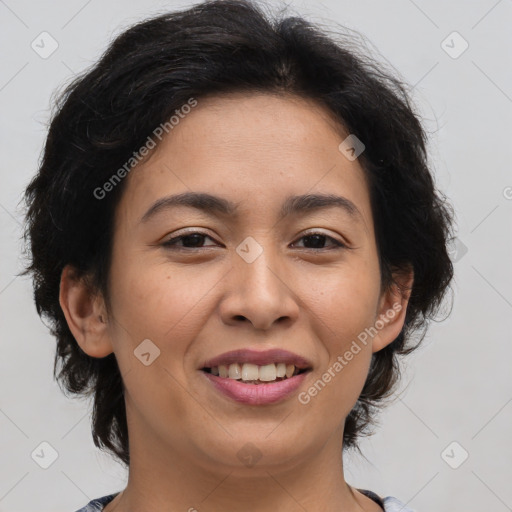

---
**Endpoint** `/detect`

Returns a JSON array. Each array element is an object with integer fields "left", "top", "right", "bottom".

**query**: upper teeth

[{"left": 210, "top": 363, "right": 298, "bottom": 381}]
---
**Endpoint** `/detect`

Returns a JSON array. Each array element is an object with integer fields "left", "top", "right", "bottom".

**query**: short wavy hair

[{"left": 21, "top": 0, "right": 454, "bottom": 468}]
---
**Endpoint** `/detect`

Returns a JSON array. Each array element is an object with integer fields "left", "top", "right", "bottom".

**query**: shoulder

[
  {"left": 358, "top": 488, "right": 417, "bottom": 512},
  {"left": 382, "top": 495, "right": 417, "bottom": 512},
  {"left": 73, "top": 493, "right": 119, "bottom": 512},
  {"left": 76, "top": 490, "right": 417, "bottom": 512}
]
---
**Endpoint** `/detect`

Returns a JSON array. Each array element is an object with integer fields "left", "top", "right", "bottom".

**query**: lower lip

[{"left": 200, "top": 370, "right": 310, "bottom": 405}]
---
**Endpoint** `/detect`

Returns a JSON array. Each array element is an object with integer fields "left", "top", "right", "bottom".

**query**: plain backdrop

[{"left": 1, "top": 1, "right": 511, "bottom": 511}]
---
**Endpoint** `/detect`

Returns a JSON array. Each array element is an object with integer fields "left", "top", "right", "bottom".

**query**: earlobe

[
  {"left": 58, "top": 265, "right": 114, "bottom": 358},
  {"left": 371, "top": 268, "right": 414, "bottom": 354}
]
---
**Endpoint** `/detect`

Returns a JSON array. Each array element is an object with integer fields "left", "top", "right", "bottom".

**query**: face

[{"left": 62, "top": 92, "right": 410, "bottom": 475}]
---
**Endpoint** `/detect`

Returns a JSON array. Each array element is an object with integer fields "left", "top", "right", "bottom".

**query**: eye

[
  {"left": 291, "top": 232, "right": 346, "bottom": 250},
  {"left": 161, "top": 231, "right": 219, "bottom": 249},
  {"left": 161, "top": 230, "right": 346, "bottom": 251}
]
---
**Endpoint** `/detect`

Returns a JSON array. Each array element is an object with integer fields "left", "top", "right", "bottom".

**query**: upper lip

[{"left": 201, "top": 349, "right": 313, "bottom": 370}]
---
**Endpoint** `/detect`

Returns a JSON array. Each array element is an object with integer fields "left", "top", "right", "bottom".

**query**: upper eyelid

[{"left": 163, "top": 229, "right": 346, "bottom": 247}]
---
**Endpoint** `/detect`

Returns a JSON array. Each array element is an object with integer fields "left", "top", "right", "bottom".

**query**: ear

[
  {"left": 59, "top": 264, "right": 114, "bottom": 358},
  {"left": 371, "top": 266, "right": 414, "bottom": 354}
]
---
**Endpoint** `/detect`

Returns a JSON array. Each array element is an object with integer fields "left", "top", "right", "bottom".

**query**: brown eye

[
  {"left": 292, "top": 233, "right": 346, "bottom": 250},
  {"left": 162, "top": 232, "right": 218, "bottom": 249}
]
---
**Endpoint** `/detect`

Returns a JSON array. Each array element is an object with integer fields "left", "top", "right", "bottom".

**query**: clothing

[
  {"left": 74, "top": 489, "right": 416, "bottom": 511},
  {"left": 359, "top": 488, "right": 416, "bottom": 511}
]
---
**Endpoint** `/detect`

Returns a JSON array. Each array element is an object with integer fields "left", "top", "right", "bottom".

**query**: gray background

[{"left": 1, "top": 1, "right": 511, "bottom": 511}]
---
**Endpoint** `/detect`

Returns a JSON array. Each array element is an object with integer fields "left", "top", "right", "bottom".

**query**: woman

[{"left": 21, "top": 1, "right": 454, "bottom": 511}]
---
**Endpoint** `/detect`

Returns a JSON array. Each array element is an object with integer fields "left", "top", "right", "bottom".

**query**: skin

[{"left": 60, "top": 92, "right": 413, "bottom": 512}]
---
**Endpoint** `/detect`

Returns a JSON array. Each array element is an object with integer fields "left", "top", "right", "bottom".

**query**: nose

[{"left": 218, "top": 241, "right": 300, "bottom": 332}]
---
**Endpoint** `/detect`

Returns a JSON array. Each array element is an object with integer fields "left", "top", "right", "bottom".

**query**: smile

[
  {"left": 202, "top": 362, "right": 307, "bottom": 384},
  {"left": 199, "top": 348, "right": 313, "bottom": 404},
  {"left": 200, "top": 366, "right": 312, "bottom": 405}
]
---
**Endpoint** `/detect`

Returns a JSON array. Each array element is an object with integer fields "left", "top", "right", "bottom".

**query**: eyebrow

[{"left": 140, "top": 191, "right": 362, "bottom": 224}]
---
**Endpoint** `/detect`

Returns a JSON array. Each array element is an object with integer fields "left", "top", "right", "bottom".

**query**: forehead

[{"left": 116, "top": 92, "right": 372, "bottom": 228}]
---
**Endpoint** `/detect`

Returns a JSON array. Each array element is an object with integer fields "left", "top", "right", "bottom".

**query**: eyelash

[{"left": 161, "top": 231, "right": 347, "bottom": 251}]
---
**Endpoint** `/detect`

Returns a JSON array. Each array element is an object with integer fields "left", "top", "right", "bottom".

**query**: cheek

[
  {"left": 299, "top": 258, "right": 380, "bottom": 399},
  {"left": 106, "top": 261, "right": 217, "bottom": 425},
  {"left": 299, "top": 271, "right": 377, "bottom": 422},
  {"left": 303, "top": 260, "right": 381, "bottom": 341},
  {"left": 108, "top": 256, "right": 227, "bottom": 353}
]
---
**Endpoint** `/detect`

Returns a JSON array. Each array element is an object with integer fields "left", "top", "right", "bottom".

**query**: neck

[{"left": 104, "top": 408, "right": 382, "bottom": 512}]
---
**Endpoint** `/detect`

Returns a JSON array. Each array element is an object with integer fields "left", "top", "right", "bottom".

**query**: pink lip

[
  {"left": 201, "top": 370, "right": 310, "bottom": 405},
  {"left": 200, "top": 348, "right": 312, "bottom": 370}
]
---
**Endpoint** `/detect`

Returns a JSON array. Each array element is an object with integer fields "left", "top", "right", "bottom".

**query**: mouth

[
  {"left": 201, "top": 363, "right": 310, "bottom": 384},
  {"left": 199, "top": 348, "right": 313, "bottom": 386}
]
